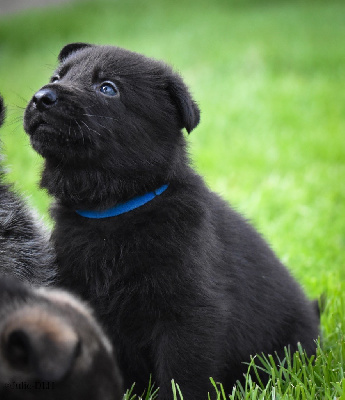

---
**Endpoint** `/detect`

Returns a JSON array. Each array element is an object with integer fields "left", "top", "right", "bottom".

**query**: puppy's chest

[
  {"left": 54, "top": 216, "right": 181, "bottom": 304},
  {"left": 56, "top": 218, "right": 163, "bottom": 267},
  {"left": 55, "top": 208, "right": 186, "bottom": 267}
]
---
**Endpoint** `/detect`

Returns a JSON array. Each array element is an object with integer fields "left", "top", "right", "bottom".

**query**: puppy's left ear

[
  {"left": 168, "top": 74, "right": 200, "bottom": 133},
  {"left": 58, "top": 42, "right": 93, "bottom": 62}
]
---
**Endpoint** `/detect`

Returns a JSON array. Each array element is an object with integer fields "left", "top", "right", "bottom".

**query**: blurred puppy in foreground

[
  {"left": 0, "top": 95, "right": 122, "bottom": 399},
  {"left": 0, "top": 95, "right": 55, "bottom": 286},
  {"left": 0, "top": 275, "right": 123, "bottom": 400}
]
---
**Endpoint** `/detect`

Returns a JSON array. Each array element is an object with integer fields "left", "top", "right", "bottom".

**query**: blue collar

[{"left": 76, "top": 183, "right": 169, "bottom": 219}]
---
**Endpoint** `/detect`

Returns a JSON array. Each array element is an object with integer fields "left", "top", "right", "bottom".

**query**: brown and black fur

[
  {"left": 0, "top": 95, "right": 55, "bottom": 286},
  {"left": 0, "top": 275, "right": 123, "bottom": 400},
  {"left": 24, "top": 43, "right": 320, "bottom": 399}
]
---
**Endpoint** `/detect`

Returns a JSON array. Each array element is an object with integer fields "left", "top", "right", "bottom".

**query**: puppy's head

[
  {"left": 0, "top": 276, "right": 122, "bottom": 400},
  {"left": 24, "top": 43, "right": 200, "bottom": 176}
]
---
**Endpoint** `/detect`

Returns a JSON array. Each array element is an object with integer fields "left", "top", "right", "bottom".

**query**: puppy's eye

[
  {"left": 99, "top": 81, "right": 118, "bottom": 97},
  {"left": 51, "top": 75, "right": 60, "bottom": 83}
]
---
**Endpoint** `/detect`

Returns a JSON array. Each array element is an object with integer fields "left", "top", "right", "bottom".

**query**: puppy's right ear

[
  {"left": 0, "top": 94, "right": 5, "bottom": 127},
  {"left": 58, "top": 42, "right": 93, "bottom": 62},
  {"left": 168, "top": 74, "right": 200, "bottom": 134}
]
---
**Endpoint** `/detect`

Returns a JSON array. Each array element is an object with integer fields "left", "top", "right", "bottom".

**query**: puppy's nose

[
  {"left": 33, "top": 88, "right": 58, "bottom": 111},
  {"left": 1, "top": 310, "right": 79, "bottom": 381}
]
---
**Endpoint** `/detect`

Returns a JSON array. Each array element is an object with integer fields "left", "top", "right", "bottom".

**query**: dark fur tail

[{"left": 0, "top": 94, "right": 4, "bottom": 127}]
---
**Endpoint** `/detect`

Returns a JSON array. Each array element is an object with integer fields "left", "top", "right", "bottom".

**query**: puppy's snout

[
  {"left": 1, "top": 309, "right": 79, "bottom": 381},
  {"left": 33, "top": 88, "right": 58, "bottom": 111},
  {"left": 5, "top": 329, "right": 32, "bottom": 370}
]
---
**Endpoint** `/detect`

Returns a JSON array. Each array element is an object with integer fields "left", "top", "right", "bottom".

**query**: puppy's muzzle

[
  {"left": 33, "top": 88, "right": 58, "bottom": 112},
  {"left": 1, "top": 308, "right": 79, "bottom": 381}
]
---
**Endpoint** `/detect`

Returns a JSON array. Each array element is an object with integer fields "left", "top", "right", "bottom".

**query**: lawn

[{"left": 0, "top": 0, "right": 344, "bottom": 398}]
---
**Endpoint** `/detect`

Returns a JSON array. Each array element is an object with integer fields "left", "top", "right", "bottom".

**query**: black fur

[
  {"left": 0, "top": 275, "right": 123, "bottom": 400},
  {"left": 24, "top": 44, "right": 320, "bottom": 399},
  {"left": 58, "top": 42, "right": 93, "bottom": 63},
  {"left": 0, "top": 95, "right": 55, "bottom": 286}
]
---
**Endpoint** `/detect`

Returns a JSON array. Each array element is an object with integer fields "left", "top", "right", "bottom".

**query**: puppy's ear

[
  {"left": 168, "top": 75, "right": 200, "bottom": 133},
  {"left": 0, "top": 94, "right": 5, "bottom": 127},
  {"left": 58, "top": 42, "right": 93, "bottom": 62}
]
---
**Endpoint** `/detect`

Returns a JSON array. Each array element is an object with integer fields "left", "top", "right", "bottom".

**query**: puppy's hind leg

[{"left": 153, "top": 323, "right": 223, "bottom": 400}]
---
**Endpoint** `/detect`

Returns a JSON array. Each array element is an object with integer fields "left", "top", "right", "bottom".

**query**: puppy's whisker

[
  {"left": 94, "top": 122, "right": 113, "bottom": 135},
  {"left": 75, "top": 121, "right": 86, "bottom": 144},
  {"left": 11, "top": 93, "right": 30, "bottom": 107},
  {"left": 74, "top": 122, "right": 81, "bottom": 139},
  {"left": 8, "top": 125, "right": 22, "bottom": 135},
  {"left": 82, "top": 114, "right": 119, "bottom": 121},
  {"left": 80, "top": 120, "right": 101, "bottom": 136},
  {"left": 4, "top": 105, "right": 24, "bottom": 114},
  {"left": 4, "top": 117, "right": 23, "bottom": 127}
]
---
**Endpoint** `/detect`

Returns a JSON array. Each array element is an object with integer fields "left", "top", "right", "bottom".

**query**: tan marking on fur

[
  {"left": 37, "top": 287, "right": 92, "bottom": 320},
  {"left": 3, "top": 306, "right": 77, "bottom": 346},
  {"left": 37, "top": 287, "right": 113, "bottom": 354}
]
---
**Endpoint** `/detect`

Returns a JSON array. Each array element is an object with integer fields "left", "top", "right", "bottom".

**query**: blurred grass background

[
  {"left": 1, "top": 0, "right": 344, "bottom": 284},
  {"left": 0, "top": 2, "right": 344, "bottom": 394},
  {"left": 1, "top": 0, "right": 344, "bottom": 288}
]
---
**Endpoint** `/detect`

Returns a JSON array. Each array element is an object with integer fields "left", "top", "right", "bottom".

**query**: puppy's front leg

[{"left": 154, "top": 322, "right": 222, "bottom": 400}]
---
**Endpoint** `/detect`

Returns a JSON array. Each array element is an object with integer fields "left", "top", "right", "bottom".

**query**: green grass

[{"left": 0, "top": 0, "right": 344, "bottom": 398}]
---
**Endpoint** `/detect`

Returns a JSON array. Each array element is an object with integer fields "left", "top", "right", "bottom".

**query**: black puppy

[
  {"left": 0, "top": 95, "right": 55, "bottom": 286},
  {"left": 0, "top": 275, "right": 123, "bottom": 400},
  {"left": 24, "top": 43, "right": 320, "bottom": 399}
]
